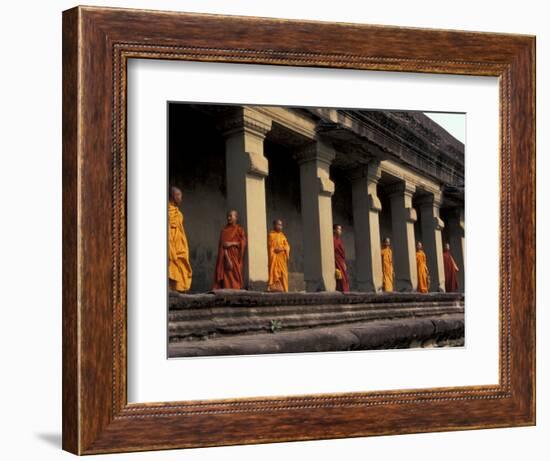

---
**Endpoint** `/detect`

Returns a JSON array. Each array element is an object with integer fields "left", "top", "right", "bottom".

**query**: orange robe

[
  {"left": 267, "top": 230, "right": 290, "bottom": 292},
  {"left": 416, "top": 249, "right": 429, "bottom": 293},
  {"left": 381, "top": 247, "right": 394, "bottom": 292},
  {"left": 213, "top": 224, "right": 247, "bottom": 289},
  {"left": 168, "top": 202, "right": 192, "bottom": 292}
]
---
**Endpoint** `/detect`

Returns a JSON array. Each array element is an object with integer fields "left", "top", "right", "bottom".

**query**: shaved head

[
  {"left": 227, "top": 209, "right": 238, "bottom": 224},
  {"left": 169, "top": 186, "right": 182, "bottom": 205}
]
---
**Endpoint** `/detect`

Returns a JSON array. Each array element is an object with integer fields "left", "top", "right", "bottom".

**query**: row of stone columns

[{"left": 220, "top": 108, "right": 463, "bottom": 292}]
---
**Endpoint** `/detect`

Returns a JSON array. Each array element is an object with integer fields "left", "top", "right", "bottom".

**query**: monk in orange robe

[
  {"left": 168, "top": 186, "right": 192, "bottom": 292},
  {"left": 212, "top": 210, "right": 247, "bottom": 290},
  {"left": 333, "top": 224, "right": 350, "bottom": 292},
  {"left": 443, "top": 242, "right": 460, "bottom": 292},
  {"left": 267, "top": 219, "right": 290, "bottom": 292},
  {"left": 381, "top": 237, "right": 394, "bottom": 292},
  {"left": 416, "top": 241, "right": 430, "bottom": 293}
]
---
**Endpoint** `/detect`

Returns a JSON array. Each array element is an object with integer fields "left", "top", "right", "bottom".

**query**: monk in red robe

[
  {"left": 333, "top": 224, "right": 350, "bottom": 292},
  {"left": 443, "top": 242, "right": 460, "bottom": 292},
  {"left": 212, "top": 210, "right": 247, "bottom": 290}
]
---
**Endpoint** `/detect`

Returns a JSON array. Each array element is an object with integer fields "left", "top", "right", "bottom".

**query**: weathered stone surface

[
  {"left": 169, "top": 302, "right": 463, "bottom": 340},
  {"left": 168, "top": 291, "right": 464, "bottom": 357},
  {"left": 169, "top": 290, "right": 464, "bottom": 309},
  {"left": 168, "top": 314, "right": 464, "bottom": 357}
]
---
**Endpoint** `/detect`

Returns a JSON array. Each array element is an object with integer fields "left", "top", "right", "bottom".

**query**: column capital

[
  {"left": 348, "top": 160, "right": 382, "bottom": 184},
  {"left": 318, "top": 177, "right": 335, "bottom": 197},
  {"left": 294, "top": 139, "right": 336, "bottom": 166},
  {"left": 406, "top": 208, "right": 418, "bottom": 223},
  {"left": 218, "top": 107, "right": 273, "bottom": 139},
  {"left": 448, "top": 207, "right": 465, "bottom": 230},
  {"left": 369, "top": 194, "right": 382, "bottom": 212},
  {"left": 246, "top": 152, "right": 269, "bottom": 178},
  {"left": 386, "top": 180, "right": 416, "bottom": 198},
  {"left": 416, "top": 190, "right": 443, "bottom": 208}
]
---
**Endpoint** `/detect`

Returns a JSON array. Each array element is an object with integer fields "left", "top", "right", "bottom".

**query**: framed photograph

[{"left": 62, "top": 5, "right": 535, "bottom": 455}]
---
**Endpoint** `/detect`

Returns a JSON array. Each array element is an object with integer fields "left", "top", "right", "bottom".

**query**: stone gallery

[{"left": 167, "top": 103, "right": 465, "bottom": 358}]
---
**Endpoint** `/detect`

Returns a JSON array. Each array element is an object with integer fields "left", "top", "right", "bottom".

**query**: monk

[
  {"left": 381, "top": 237, "right": 394, "bottom": 292},
  {"left": 267, "top": 219, "right": 291, "bottom": 292},
  {"left": 168, "top": 186, "right": 192, "bottom": 292},
  {"left": 443, "top": 242, "right": 460, "bottom": 292},
  {"left": 333, "top": 224, "right": 350, "bottom": 292},
  {"left": 212, "top": 210, "right": 247, "bottom": 290},
  {"left": 416, "top": 241, "right": 430, "bottom": 293}
]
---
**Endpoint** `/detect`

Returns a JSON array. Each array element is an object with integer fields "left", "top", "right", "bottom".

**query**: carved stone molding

[
  {"left": 218, "top": 106, "right": 273, "bottom": 139},
  {"left": 386, "top": 180, "right": 416, "bottom": 198},
  {"left": 294, "top": 139, "right": 336, "bottom": 166}
]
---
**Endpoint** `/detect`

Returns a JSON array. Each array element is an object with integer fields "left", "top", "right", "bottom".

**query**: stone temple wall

[
  {"left": 170, "top": 106, "right": 361, "bottom": 293},
  {"left": 169, "top": 103, "right": 464, "bottom": 294}
]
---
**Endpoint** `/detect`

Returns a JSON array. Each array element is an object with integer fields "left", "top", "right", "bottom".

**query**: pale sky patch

[{"left": 424, "top": 112, "right": 466, "bottom": 144}]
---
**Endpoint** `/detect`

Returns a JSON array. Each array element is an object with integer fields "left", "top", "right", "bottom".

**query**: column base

[{"left": 248, "top": 280, "right": 268, "bottom": 292}]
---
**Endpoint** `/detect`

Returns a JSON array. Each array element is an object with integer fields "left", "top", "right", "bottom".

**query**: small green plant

[{"left": 269, "top": 319, "right": 283, "bottom": 333}]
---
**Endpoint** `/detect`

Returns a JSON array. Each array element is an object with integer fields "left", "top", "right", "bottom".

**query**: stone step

[
  {"left": 169, "top": 302, "right": 464, "bottom": 341},
  {"left": 168, "top": 314, "right": 465, "bottom": 358},
  {"left": 169, "top": 300, "right": 462, "bottom": 321},
  {"left": 169, "top": 290, "right": 464, "bottom": 310}
]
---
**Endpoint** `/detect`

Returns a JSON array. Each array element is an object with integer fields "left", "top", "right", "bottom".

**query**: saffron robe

[
  {"left": 213, "top": 223, "right": 247, "bottom": 289},
  {"left": 168, "top": 202, "right": 192, "bottom": 292},
  {"left": 381, "top": 246, "right": 394, "bottom": 292},
  {"left": 416, "top": 249, "right": 429, "bottom": 293},
  {"left": 443, "top": 249, "right": 459, "bottom": 292},
  {"left": 333, "top": 236, "right": 350, "bottom": 292},
  {"left": 267, "top": 230, "right": 290, "bottom": 292}
]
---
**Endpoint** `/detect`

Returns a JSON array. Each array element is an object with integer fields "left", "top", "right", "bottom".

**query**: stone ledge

[
  {"left": 169, "top": 289, "right": 464, "bottom": 309},
  {"left": 168, "top": 313, "right": 465, "bottom": 358}
]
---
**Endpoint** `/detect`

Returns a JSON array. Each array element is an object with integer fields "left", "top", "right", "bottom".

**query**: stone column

[
  {"left": 387, "top": 181, "right": 418, "bottom": 291},
  {"left": 350, "top": 161, "right": 383, "bottom": 292},
  {"left": 220, "top": 107, "right": 272, "bottom": 291},
  {"left": 447, "top": 207, "right": 465, "bottom": 291},
  {"left": 295, "top": 140, "right": 336, "bottom": 292},
  {"left": 417, "top": 192, "right": 446, "bottom": 292}
]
